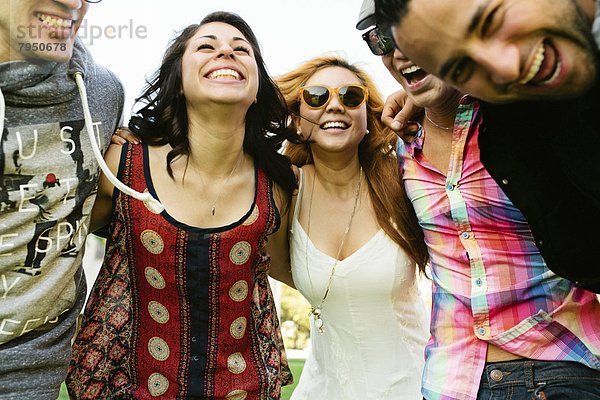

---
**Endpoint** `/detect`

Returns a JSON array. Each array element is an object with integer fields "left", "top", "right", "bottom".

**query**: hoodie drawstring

[{"left": 74, "top": 72, "right": 164, "bottom": 214}]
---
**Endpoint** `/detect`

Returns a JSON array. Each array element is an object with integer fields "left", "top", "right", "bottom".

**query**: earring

[
  {"left": 365, "top": 129, "right": 370, "bottom": 135},
  {"left": 297, "top": 129, "right": 302, "bottom": 135}
]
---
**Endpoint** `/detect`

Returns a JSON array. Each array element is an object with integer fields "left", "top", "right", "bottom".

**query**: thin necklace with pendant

[
  {"left": 197, "top": 151, "right": 244, "bottom": 217},
  {"left": 304, "top": 166, "right": 363, "bottom": 335}
]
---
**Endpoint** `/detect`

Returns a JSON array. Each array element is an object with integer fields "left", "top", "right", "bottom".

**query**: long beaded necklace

[{"left": 304, "top": 167, "right": 363, "bottom": 335}]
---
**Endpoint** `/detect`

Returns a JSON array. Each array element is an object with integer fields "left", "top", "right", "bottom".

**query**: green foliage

[{"left": 279, "top": 284, "right": 311, "bottom": 350}]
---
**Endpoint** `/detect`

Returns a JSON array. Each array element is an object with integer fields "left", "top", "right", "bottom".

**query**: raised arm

[
  {"left": 266, "top": 183, "right": 295, "bottom": 288},
  {"left": 89, "top": 143, "right": 123, "bottom": 233},
  {"left": 382, "top": 89, "right": 423, "bottom": 142}
]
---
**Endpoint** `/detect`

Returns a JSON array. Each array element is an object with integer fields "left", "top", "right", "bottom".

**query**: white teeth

[
  {"left": 208, "top": 68, "right": 241, "bottom": 80},
  {"left": 36, "top": 13, "right": 72, "bottom": 29},
  {"left": 542, "top": 60, "right": 562, "bottom": 84},
  {"left": 519, "top": 44, "right": 545, "bottom": 84},
  {"left": 322, "top": 121, "right": 348, "bottom": 129},
  {"left": 401, "top": 65, "right": 421, "bottom": 75}
]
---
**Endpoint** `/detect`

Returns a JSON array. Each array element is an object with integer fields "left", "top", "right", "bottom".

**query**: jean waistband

[{"left": 482, "top": 359, "right": 599, "bottom": 390}]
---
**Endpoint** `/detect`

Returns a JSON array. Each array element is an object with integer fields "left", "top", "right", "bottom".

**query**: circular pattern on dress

[
  {"left": 242, "top": 206, "right": 259, "bottom": 226},
  {"left": 229, "top": 280, "right": 249, "bottom": 302},
  {"left": 144, "top": 267, "right": 166, "bottom": 289},
  {"left": 147, "top": 372, "right": 169, "bottom": 397},
  {"left": 148, "top": 301, "right": 169, "bottom": 324},
  {"left": 229, "top": 241, "right": 251, "bottom": 265},
  {"left": 230, "top": 317, "right": 247, "bottom": 340},
  {"left": 225, "top": 389, "right": 248, "bottom": 400},
  {"left": 140, "top": 230, "right": 164, "bottom": 255},
  {"left": 227, "top": 352, "right": 247, "bottom": 374},
  {"left": 148, "top": 337, "right": 170, "bottom": 361}
]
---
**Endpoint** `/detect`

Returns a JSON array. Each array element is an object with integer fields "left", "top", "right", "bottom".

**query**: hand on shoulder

[{"left": 111, "top": 127, "right": 140, "bottom": 145}]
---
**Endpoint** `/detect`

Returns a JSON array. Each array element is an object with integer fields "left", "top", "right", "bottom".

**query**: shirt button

[
  {"left": 475, "top": 278, "right": 482, "bottom": 286},
  {"left": 446, "top": 183, "right": 455, "bottom": 191},
  {"left": 192, "top": 355, "right": 199, "bottom": 361},
  {"left": 490, "top": 369, "right": 504, "bottom": 382},
  {"left": 501, "top": 179, "right": 509, "bottom": 185},
  {"left": 478, "top": 327, "right": 486, "bottom": 335},
  {"left": 191, "top": 336, "right": 197, "bottom": 343},
  {"left": 461, "top": 232, "right": 470, "bottom": 239}
]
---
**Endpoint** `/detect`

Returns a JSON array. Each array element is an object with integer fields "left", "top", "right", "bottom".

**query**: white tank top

[{"left": 290, "top": 168, "right": 430, "bottom": 400}]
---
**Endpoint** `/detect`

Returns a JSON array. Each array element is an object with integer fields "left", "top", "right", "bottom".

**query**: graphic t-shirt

[{"left": 0, "top": 42, "right": 124, "bottom": 345}]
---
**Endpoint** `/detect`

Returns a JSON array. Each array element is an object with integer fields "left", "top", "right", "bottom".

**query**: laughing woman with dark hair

[{"left": 66, "top": 11, "right": 296, "bottom": 399}]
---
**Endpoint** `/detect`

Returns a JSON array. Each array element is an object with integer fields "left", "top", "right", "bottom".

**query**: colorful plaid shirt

[{"left": 397, "top": 97, "right": 600, "bottom": 400}]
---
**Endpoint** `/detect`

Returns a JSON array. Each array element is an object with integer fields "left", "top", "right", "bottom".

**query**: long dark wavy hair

[
  {"left": 128, "top": 11, "right": 298, "bottom": 195},
  {"left": 277, "top": 55, "right": 429, "bottom": 273}
]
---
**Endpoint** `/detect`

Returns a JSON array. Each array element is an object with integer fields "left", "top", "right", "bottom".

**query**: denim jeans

[{"left": 476, "top": 359, "right": 600, "bottom": 400}]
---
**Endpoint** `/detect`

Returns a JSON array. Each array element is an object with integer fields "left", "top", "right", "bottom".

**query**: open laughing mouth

[
  {"left": 34, "top": 12, "right": 74, "bottom": 39},
  {"left": 35, "top": 12, "right": 73, "bottom": 29},
  {"left": 518, "top": 39, "right": 562, "bottom": 86},
  {"left": 401, "top": 65, "right": 429, "bottom": 87},
  {"left": 206, "top": 68, "right": 244, "bottom": 81},
  {"left": 320, "top": 121, "right": 350, "bottom": 131}
]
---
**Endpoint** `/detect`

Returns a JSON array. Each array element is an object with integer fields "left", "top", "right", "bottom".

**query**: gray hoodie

[{"left": 0, "top": 37, "right": 123, "bottom": 392}]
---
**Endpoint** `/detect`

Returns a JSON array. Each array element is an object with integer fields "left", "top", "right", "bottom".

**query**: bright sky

[{"left": 83, "top": 0, "right": 400, "bottom": 120}]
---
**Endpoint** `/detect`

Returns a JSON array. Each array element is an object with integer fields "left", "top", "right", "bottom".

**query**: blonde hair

[{"left": 277, "top": 55, "right": 429, "bottom": 273}]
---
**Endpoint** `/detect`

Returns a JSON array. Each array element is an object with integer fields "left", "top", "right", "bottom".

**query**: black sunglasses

[
  {"left": 299, "top": 85, "right": 369, "bottom": 109},
  {"left": 361, "top": 26, "right": 395, "bottom": 56}
]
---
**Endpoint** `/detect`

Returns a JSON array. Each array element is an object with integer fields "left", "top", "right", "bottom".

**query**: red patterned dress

[{"left": 67, "top": 143, "right": 292, "bottom": 399}]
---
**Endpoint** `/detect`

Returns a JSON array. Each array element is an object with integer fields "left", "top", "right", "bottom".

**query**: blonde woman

[{"left": 277, "top": 56, "right": 430, "bottom": 399}]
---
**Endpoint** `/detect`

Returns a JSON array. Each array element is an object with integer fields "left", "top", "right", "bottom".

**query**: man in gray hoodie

[{"left": 0, "top": 1, "right": 124, "bottom": 398}]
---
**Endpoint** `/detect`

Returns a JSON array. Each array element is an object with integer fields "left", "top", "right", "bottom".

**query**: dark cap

[{"left": 356, "top": 0, "right": 376, "bottom": 30}]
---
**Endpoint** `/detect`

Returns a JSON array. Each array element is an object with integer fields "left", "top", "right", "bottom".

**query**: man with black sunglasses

[
  {"left": 357, "top": 0, "right": 600, "bottom": 399},
  {"left": 361, "top": 0, "right": 600, "bottom": 294},
  {"left": 0, "top": 0, "right": 124, "bottom": 398}
]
